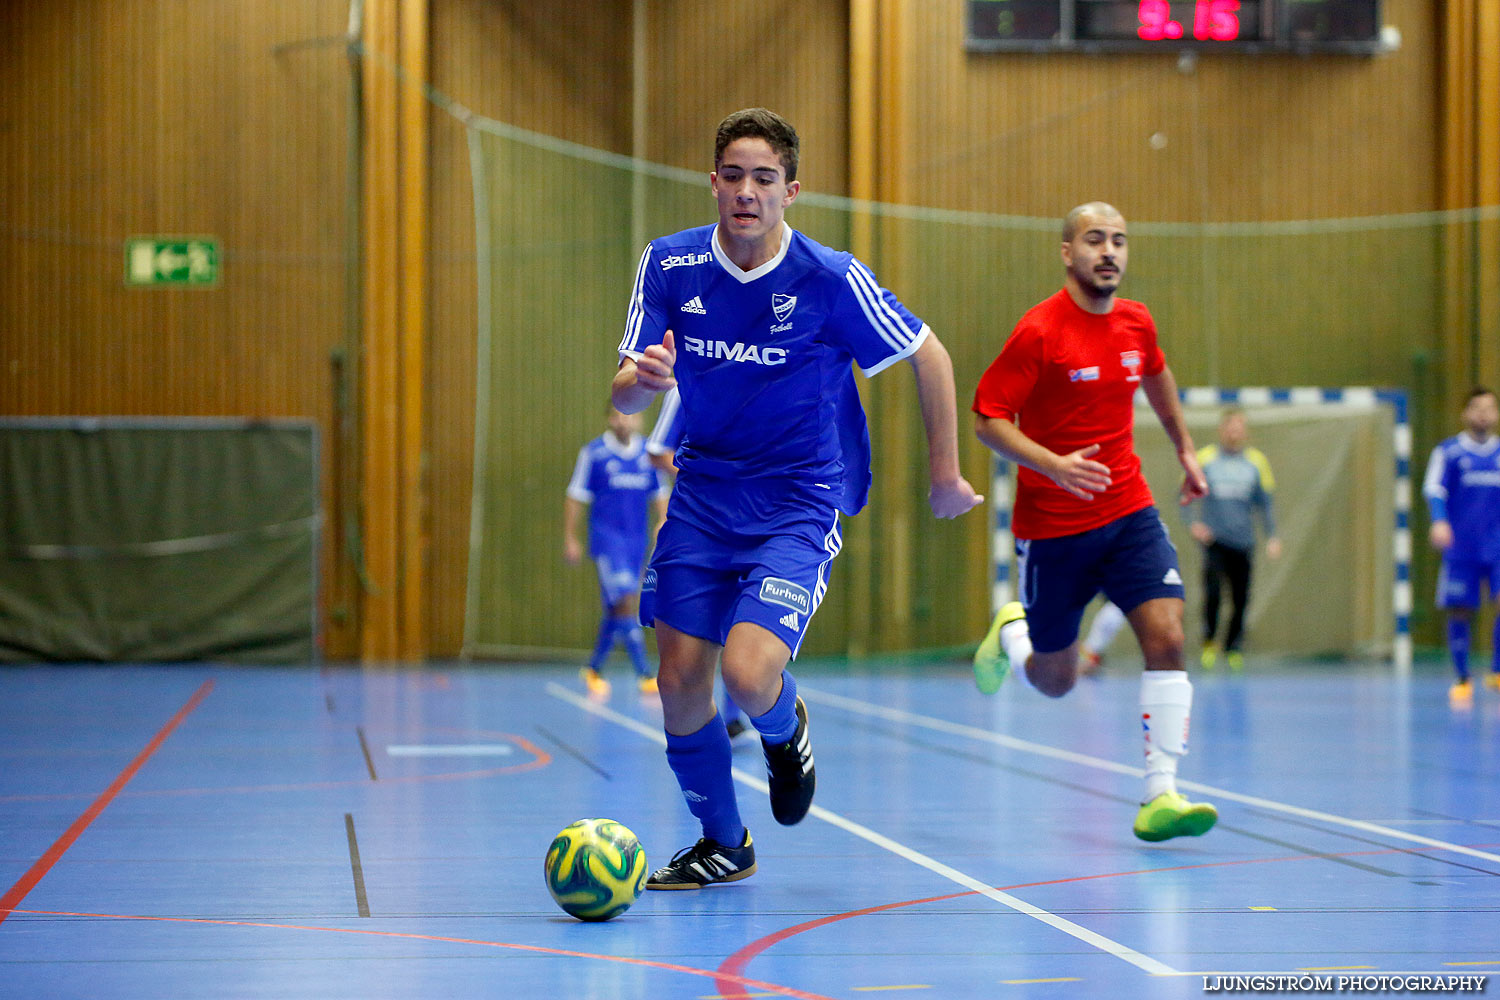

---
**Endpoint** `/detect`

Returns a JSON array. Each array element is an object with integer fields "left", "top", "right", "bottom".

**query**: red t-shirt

[{"left": 972, "top": 289, "right": 1166, "bottom": 540}]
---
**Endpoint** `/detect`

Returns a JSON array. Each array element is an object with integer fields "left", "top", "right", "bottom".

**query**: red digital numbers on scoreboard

[
  {"left": 1137, "top": 0, "right": 1241, "bottom": 42},
  {"left": 965, "top": 0, "right": 1383, "bottom": 53}
]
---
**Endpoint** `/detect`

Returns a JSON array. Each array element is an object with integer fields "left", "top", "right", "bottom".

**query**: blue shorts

[
  {"left": 1016, "top": 505, "right": 1184, "bottom": 654},
  {"left": 639, "top": 476, "right": 842, "bottom": 658},
  {"left": 593, "top": 542, "right": 647, "bottom": 608},
  {"left": 1437, "top": 557, "right": 1500, "bottom": 609}
]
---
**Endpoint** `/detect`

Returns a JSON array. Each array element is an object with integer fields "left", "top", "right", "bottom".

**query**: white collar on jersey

[
  {"left": 1458, "top": 431, "right": 1499, "bottom": 455},
  {"left": 711, "top": 222, "right": 792, "bottom": 284},
  {"left": 602, "top": 432, "right": 644, "bottom": 459}
]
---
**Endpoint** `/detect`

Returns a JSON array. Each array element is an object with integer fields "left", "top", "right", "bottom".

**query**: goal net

[{"left": 991, "top": 388, "right": 1407, "bottom": 667}]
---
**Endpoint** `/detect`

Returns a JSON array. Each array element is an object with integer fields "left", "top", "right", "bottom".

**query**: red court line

[
  {"left": 712, "top": 843, "right": 1500, "bottom": 997},
  {"left": 0, "top": 679, "right": 215, "bottom": 928},
  {"left": 10, "top": 909, "right": 837, "bottom": 1000}
]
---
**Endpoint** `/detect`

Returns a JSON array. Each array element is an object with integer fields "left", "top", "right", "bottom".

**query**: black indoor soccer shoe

[
  {"left": 763, "top": 696, "right": 815, "bottom": 825},
  {"left": 644, "top": 832, "right": 757, "bottom": 890}
]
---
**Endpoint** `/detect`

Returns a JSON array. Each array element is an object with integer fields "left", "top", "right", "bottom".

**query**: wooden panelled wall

[
  {"left": 3, "top": 1, "right": 1493, "bottom": 658},
  {"left": 0, "top": 1, "right": 361, "bottom": 656}
]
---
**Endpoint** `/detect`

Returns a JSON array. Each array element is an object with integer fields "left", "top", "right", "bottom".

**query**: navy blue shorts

[
  {"left": 639, "top": 476, "right": 842, "bottom": 658},
  {"left": 1016, "top": 505, "right": 1185, "bottom": 654}
]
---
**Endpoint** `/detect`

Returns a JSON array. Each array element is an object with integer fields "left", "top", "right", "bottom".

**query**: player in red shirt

[{"left": 970, "top": 202, "right": 1218, "bottom": 842}]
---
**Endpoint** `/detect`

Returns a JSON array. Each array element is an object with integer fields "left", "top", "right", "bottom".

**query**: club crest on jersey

[
  {"left": 1120, "top": 350, "right": 1143, "bottom": 383},
  {"left": 759, "top": 577, "right": 810, "bottom": 614},
  {"left": 772, "top": 293, "right": 797, "bottom": 322},
  {"left": 1068, "top": 366, "right": 1100, "bottom": 382}
]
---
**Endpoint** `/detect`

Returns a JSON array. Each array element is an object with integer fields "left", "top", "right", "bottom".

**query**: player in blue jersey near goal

[
  {"left": 613, "top": 108, "right": 983, "bottom": 888},
  {"left": 564, "top": 407, "right": 671, "bottom": 696},
  {"left": 1423, "top": 387, "right": 1500, "bottom": 706}
]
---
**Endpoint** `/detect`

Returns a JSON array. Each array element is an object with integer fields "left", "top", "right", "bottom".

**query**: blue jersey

[
  {"left": 1423, "top": 432, "right": 1500, "bottom": 563},
  {"left": 566, "top": 433, "right": 669, "bottom": 557},
  {"left": 618, "top": 223, "right": 928, "bottom": 516},
  {"left": 647, "top": 386, "right": 685, "bottom": 457}
]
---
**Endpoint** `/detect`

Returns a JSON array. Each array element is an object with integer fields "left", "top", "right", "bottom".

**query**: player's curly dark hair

[{"left": 714, "top": 108, "right": 799, "bottom": 183}]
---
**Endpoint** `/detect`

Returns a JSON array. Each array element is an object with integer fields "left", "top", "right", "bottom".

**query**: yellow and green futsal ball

[{"left": 544, "top": 818, "right": 648, "bottom": 921}]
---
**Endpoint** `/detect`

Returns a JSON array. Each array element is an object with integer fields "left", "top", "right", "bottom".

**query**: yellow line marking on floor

[
  {"left": 1444, "top": 961, "right": 1500, "bottom": 967},
  {"left": 850, "top": 987, "right": 932, "bottom": 992},
  {"left": 1248, "top": 906, "right": 1277, "bottom": 911}
]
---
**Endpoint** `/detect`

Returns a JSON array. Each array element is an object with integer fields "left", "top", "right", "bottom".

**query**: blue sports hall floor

[{"left": 2, "top": 657, "right": 1498, "bottom": 999}]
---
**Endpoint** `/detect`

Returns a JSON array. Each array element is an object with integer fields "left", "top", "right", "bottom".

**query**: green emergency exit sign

[{"left": 123, "top": 236, "right": 220, "bottom": 287}]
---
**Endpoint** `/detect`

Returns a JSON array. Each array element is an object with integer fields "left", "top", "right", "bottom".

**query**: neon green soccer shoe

[
  {"left": 1133, "top": 792, "right": 1219, "bottom": 842},
  {"left": 973, "top": 601, "right": 1025, "bottom": 695}
]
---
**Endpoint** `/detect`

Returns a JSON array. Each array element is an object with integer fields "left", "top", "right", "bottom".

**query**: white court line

[
  {"left": 798, "top": 687, "right": 1500, "bottom": 867},
  {"left": 546, "top": 682, "right": 1179, "bottom": 977},
  {"left": 385, "top": 744, "right": 514, "bottom": 757}
]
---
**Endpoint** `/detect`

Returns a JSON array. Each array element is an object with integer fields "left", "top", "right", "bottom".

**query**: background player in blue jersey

[
  {"left": 647, "top": 387, "right": 750, "bottom": 740},
  {"left": 613, "top": 108, "right": 983, "bottom": 889},
  {"left": 564, "top": 407, "right": 671, "bottom": 697},
  {"left": 1423, "top": 387, "right": 1500, "bottom": 706}
]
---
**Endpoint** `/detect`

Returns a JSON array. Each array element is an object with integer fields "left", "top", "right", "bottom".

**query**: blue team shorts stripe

[
  {"left": 1017, "top": 506, "right": 1184, "bottom": 654},
  {"left": 811, "top": 517, "right": 842, "bottom": 612},
  {"left": 792, "top": 515, "right": 843, "bottom": 658}
]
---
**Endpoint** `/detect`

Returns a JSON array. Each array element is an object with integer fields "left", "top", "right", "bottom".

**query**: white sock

[
  {"left": 1084, "top": 601, "right": 1127, "bottom": 655},
  {"left": 1000, "top": 617, "right": 1034, "bottom": 690},
  {"left": 1140, "top": 671, "right": 1192, "bottom": 802}
]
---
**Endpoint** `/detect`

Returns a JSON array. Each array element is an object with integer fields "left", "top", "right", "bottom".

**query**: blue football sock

[
  {"left": 749, "top": 670, "right": 799, "bottom": 744},
  {"left": 1447, "top": 618, "right": 1471, "bottom": 681},
  {"left": 620, "top": 621, "right": 650, "bottom": 677},
  {"left": 665, "top": 715, "right": 744, "bottom": 846},
  {"left": 587, "top": 615, "right": 617, "bottom": 672}
]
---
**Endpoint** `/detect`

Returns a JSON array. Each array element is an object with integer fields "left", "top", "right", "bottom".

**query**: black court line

[
  {"left": 343, "top": 813, "right": 370, "bottom": 917},
  {"left": 325, "top": 693, "right": 336, "bottom": 714},
  {"left": 1221, "top": 826, "right": 1404, "bottom": 878},
  {"left": 835, "top": 714, "right": 1409, "bottom": 878},
  {"left": 1408, "top": 807, "right": 1500, "bottom": 835},
  {"left": 355, "top": 726, "right": 378, "bottom": 781},
  {"left": 1242, "top": 807, "right": 1500, "bottom": 878},
  {"left": 535, "top": 725, "right": 613, "bottom": 780}
]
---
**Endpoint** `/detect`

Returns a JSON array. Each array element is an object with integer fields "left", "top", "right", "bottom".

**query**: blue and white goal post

[{"left": 989, "top": 387, "right": 1412, "bottom": 674}]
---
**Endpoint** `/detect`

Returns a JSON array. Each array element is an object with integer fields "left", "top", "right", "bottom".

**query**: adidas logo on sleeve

[{"left": 779, "top": 611, "right": 800, "bottom": 631}]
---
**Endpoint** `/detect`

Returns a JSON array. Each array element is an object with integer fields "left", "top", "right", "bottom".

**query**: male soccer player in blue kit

[
  {"left": 613, "top": 108, "right": 983, "bottom": 888},
  {"left": 1423, "top": 386, "right": 1500, "bottom": 706},
  {"left": 564, "top": 407, "right": 671, "bottom": 696}
]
